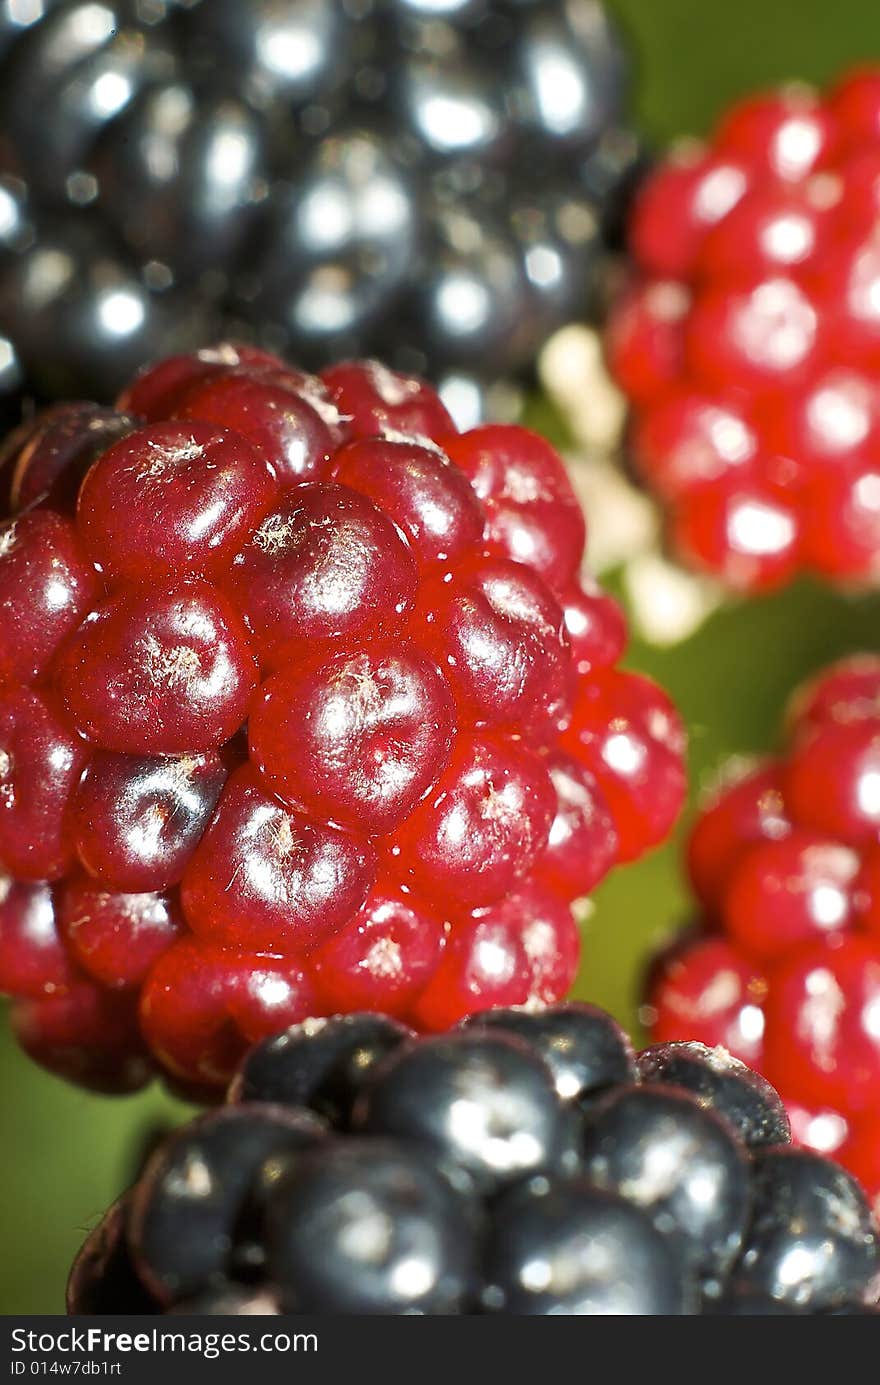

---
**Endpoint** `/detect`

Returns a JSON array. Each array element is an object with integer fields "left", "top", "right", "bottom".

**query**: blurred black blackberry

[
  {"left": 0, "top": 0, "right": 642, "bottom": 428},
  {"left": 67, "top": 1007, "right": 880, "bottom": 1316}
]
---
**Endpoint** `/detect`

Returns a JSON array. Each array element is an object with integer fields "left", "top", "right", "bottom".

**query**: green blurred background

[{"left": 5, "top": 0, "right": 880, "bottom": 1316}]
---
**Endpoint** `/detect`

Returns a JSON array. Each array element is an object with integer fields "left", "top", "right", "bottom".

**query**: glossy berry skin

[
  {"left": 415, "top": 556, "right": 571, "bottom": 741},
  {"left": 761, "top": 366, "right": 880, "bottom": 470},
  {"left": 647, "top": 935, "right": 768, "bottom": 1067},
  {"left": 800, "top": 455, "right": 880, "bottom": 580},
  {"left": 670, "top": 475, "right": 802, "bottom": 592},
  {"left": 581, "top": 1085, "right": 751, "bottom": 1285},
  {"left": 715, "top": 88, "right": 838, "bottom": 181},
  {"left": 117, "top": 346, "right": 290, "bottom": 421},
  {"left": 71, "top": 750, "right": 228, "bottom": 892},
  {"left": 465, "top": 1003, "right": 636, "bottom": 1105},
  {"left": 58, "top": 877, "right": 183, "bottom": 990},
  {"left": 0, "top": 347, "right": 686, "bottom": 1091},
  {"left": 129, "top": 1105, "right": 327, "bottom": 1304},
  {"left": 230, "top": 1014, "right": 414, "bottom": 1129},
  {"left": 249, "top": 644, "right": 455, "bottom": 836},
  {"left": 605, "top": 281, "right": 688, "bottom": 405},
  {"left": 686, "top": 763, "right": 790, "bottom": 911},
  {"left": 611, "top": 64, "right": 880, "bottom": 591},
  {"left": 357, "top": 1031, "right": 572, "bottom": 1195},
  {"left": 534, "top": 751, "right": 618, "bottom": 902},
  {"left": 630, "top": 148, "right": 750, "bottom": 280},
  {"left": 313, "top": 887, "right": 447, "bottom": 1017},
  {"left": 172, "top": 370, "right": 339, "bottom": 489},
  {"left": 139, "top": 939, "right": 320, "bottom": 1088},
  {"left": 636, "top": 1041, "right": 790, "bottom": 1149},
  {"left": 181, "top": 766, "right": 376, "bottom": 957},
  {"left": 330, "top": 436, "right": 484, "bottom": 569},
  {"left": 842, "top": 1115, "right": 880, "bottom": 1217},
  {"left": 69, "top": 1001, "right": 880, "bottom": 1316},
  {"left": 812, "top": 234, "right": 880, "bottom": 370},
  {"left": 695, "top": 183, "right": 838, "bottom": 282},
  {"left": 56, "top": 581, "right": 258, "bottom": 755},
  {"left": 0, "top": 878, "right": 77, "bottom": 999},
  {"left": 722, "top": 830, "right": 860, "bottom": 961},
  {"left": 830, "top": 68, "right": 880, "bottom": 145},
  {"left": 77, "top": 421, "right": 279, "bottom": 581},
  {"left": 483, "top": 1177, "right": 689, "bottom": 1315},
  {"left": 785, "top": 1099, "right": 850, "bottom": 1158},
  {"left": 632, "top": 387, "right": 760, "bottom": 504},
  {"left": 0, "top": 4, "right": 639, "bottom": 423},
  {"left": 3, "top": 404, "right": 140, "bottom": 515},
  {"left": 225, "top": 484, "right": 418, "bottom": 668},
  {"left": 321, "top": 363, "right": 455, "bottom": 443},
  {"left": 762, "top": 937, "right": 880, "bottom": 1115},
  {"left": 506, "top": 883, "right": 582, "bottom": 1010},
  {"left": 736, "top": 1148, "right": 880, "bottom": 1310},
  {"left": 787, "top": 651, "right": 880, "bottom": 732},
  {"left": 409, "top": 901, "right": 542, "bottom": 1033},
  {"left": 11, "top": 979, "right": 151, "bottom": 1095},
  {"left": 784, "top": 720, "right": 880, "bottom": 843},
  {"left": 118, "top": 353, "right": 228, "bottom": 421},
  {"left": 387, "top": 733, "right": 556, "bottom": 910},
  {"left": 265, "top": 1140, "right": 477, "bottom": 1314},
  {"left": 0, "top": 686, "right": 90, "bottom": 880},
  {"left": 562, "top": 669, "right": 687, "bottom": 861},
  {"left": 0, "top": 510, "right": 98, "bottom": 685},
  {"left": 686, "top": 276, "right": 822, "bottom": 395},
  {"left": 561, "top": 579, "right": 628, "bottom": 679},
  {"left": 444, "top": 426, "right": 586, "bottom": 594},
  {"left": 648, "top": 655, "right": 880, "bottom": 1190}
]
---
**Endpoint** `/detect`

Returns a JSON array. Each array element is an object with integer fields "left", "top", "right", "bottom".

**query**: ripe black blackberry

[
  {"left": 68, "top": 1007, "right": 880, "bottom": 1316},
  {"left": 0, "top": 0, "right": 641, "bottom": 428}
]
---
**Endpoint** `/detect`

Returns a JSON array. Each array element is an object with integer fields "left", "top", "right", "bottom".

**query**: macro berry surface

[
  {"left": 646, "top": 654, "right": 880, "bottom": 1209},
  {"left": 67, "top": 1003, "right": 880, "bottom": 1315},
  {"left": 0, "top": 0, "right": 640, "bottom": 426},
  {"left": 0, "top": 345, "right": 685, "bottom": 1093},
  {"left": 610, "top": 66, "right": 880, "bottom": 592}
]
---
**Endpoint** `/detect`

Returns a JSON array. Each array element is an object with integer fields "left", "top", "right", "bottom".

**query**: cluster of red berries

[
  {"left": 647, "top": 655, "right": 880, "bottom": 1211},
  {"left": 608, "top": 68, "right": 880, "bottom": 592},
  {"left": 0, "top": 344, "right": 685, "bottom": 1097}
]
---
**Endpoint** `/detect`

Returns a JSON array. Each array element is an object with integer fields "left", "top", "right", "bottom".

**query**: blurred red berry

[
  {"left": 648, "top": 656, "right": 880, "bottom": 1187},
  {"left": 610, "top": 67, "right": 880, "bottom": 590}
]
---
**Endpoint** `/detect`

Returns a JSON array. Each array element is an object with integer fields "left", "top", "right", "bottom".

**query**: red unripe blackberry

[
  {"left": 611, "top": 65, "right": 880, "bottom": 592},
  {"left": 647, "top": 655, "right": 880, "bottom": 1188},
  {"left": 0, "top": 346, "right": 685, "bottom": 1093}
]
